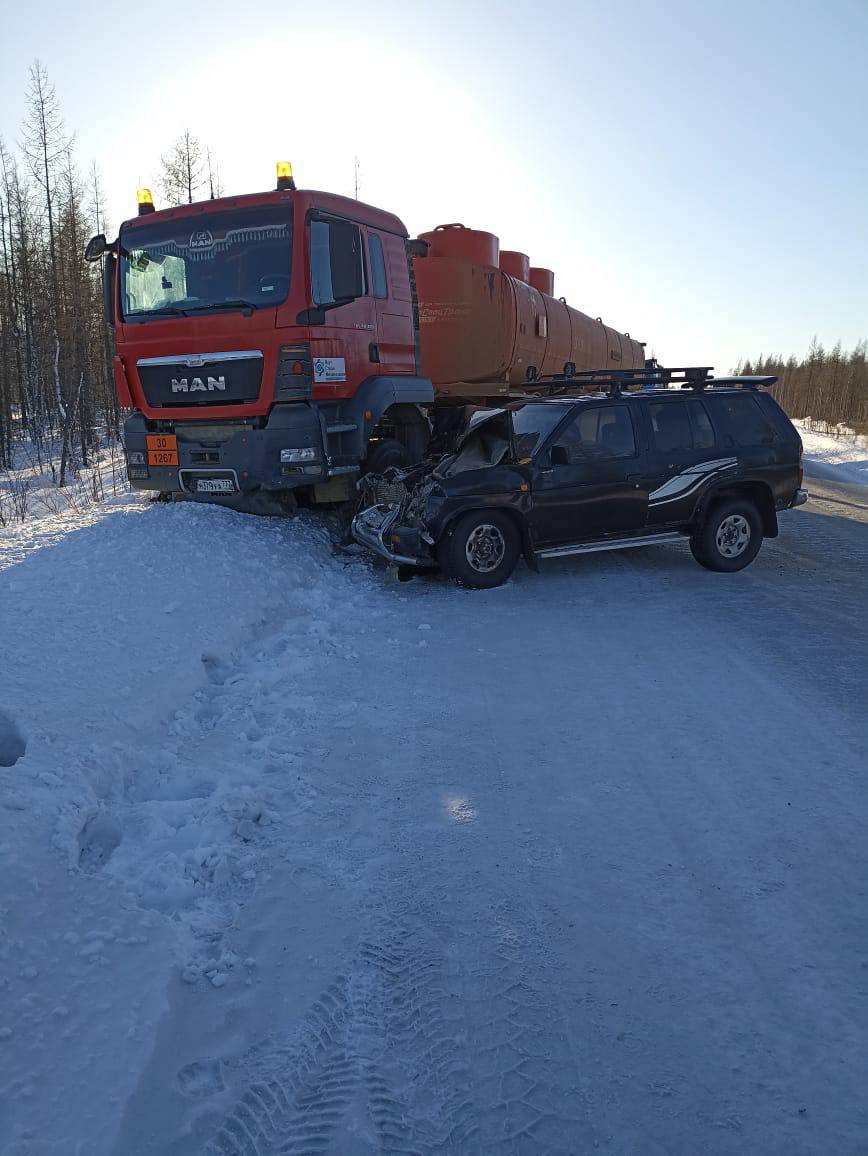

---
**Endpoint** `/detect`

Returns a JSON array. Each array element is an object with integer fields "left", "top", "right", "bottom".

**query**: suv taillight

[{"left": 798, "top": 465, "right": 804, "bottom": 487}]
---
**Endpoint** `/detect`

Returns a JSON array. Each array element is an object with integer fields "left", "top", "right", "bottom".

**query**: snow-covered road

[{"left": 1, "top": 465, "right": 866, "bottom": 1155}]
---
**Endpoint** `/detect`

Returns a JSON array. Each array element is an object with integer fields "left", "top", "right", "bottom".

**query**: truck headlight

[
  {"left": 280, "top": 447, "right": 318, "bottom": 463},
  {"left": 127, "top": 450, "right": 146, "bottom": 465}
]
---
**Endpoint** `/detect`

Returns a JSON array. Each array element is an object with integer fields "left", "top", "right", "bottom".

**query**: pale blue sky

[{"left": 1, "top": 0, "right": 865, "bottom": 372}]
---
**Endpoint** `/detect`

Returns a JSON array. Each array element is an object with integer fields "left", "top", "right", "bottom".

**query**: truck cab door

[
  {"left": 531, "top": 403, "right": 647, "bottom": 547},
  {"left": 365, "top": 229, "right": 416, "bottom": 376},
  {"left": 306, "top": 215, "right": 377, "bottom": 394}
]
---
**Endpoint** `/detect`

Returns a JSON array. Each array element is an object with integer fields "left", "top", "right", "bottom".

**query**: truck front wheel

[
  {"left": 437, "top": 510, "right": 521, "bottom": 589},
  {"left": 364, "top": 437, "right": 409, "bottom": 475}
]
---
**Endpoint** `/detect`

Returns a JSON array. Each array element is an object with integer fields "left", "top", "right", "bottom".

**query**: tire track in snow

[
  {"left": 207, "top": 912, "right": 474, "bottom": 1154},
  {"left": 207, "top": 821, "right": 584, "bottom": 1152}
]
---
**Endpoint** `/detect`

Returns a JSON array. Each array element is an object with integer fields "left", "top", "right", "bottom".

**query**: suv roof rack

[{"left": 522, "top": 363, "right": 777, "bottom": 398}]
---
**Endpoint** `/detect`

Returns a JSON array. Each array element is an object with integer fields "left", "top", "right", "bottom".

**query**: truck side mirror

[
  {"left": 550, "top": 444, "right": 571, "bottom": 466},
  {"left": 103, "top": 252, "right": 117, "bottom": 328},
  {"left": 84, "top": 233, "right": 108, "bottom": 262},
  {"left": 328, "top": 219, "right": 365, "bottom": 303}
]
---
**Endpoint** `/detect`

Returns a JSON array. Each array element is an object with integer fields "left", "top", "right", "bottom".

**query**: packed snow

[
  {"left": 795, "top": 419, "right": 868, "bottom": 486},
  {"left": 0, "top": 436, "right": 866, "bottom": 1155}
]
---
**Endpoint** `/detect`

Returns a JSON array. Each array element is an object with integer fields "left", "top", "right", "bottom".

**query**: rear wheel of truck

[
  {"left": 364, "top": 437, "right": 409, "bottom": 475},
  {"left": 690, "top": 497, "right": 763, "bottom": 572},
  {"left": 437, "top": 510, "right": 521, "bottom": 589}
]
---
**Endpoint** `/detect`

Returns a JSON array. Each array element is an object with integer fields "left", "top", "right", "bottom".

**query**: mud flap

[{"left": 522, "top": 525, "right": 539, "bottom": 572}]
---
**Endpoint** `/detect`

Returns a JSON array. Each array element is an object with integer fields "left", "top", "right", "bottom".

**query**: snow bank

[
  {"left": 796, "top": 419, "right": 868, "bottom": 486},
  {"left": 0, "top": 499, "right": 370, "bottom": 1154}
]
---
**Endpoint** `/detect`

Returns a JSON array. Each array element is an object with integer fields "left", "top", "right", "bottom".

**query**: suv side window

[
  {"left": 559, "top": 405, "right": 637, "bottom": 460},
  {"left": 648, "top": 398, "right": 716, "bottom": 452},
  {"left": 368, "top": 233, "right": 388, "bottom": 299},
  {"left": 687, "top": 399, "right": 715, "bottom": 448},
  {"left": 648, "top": 401, "right": 692, "bottom": 452},
  {"left": 715, "top": 394, "right": 775, "bottom": 446}
]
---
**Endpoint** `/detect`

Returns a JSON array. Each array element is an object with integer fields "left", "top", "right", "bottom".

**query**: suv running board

[{"left": 537, "top": 531, "right": 687, "bottom": 560}]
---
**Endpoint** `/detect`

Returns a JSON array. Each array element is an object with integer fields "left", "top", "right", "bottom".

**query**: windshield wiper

[
  {"left": 127, "top": 304, "right": 190, "bottom": 318},
  {"left": 183, "top": 300, "right": 257, "bottom": 317}
]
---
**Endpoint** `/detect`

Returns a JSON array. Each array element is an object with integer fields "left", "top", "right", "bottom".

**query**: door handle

[{"left": 368, "top": 342, "right": 380, "bottom": 364}]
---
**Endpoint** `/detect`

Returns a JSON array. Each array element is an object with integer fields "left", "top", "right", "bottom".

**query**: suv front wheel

[
  {"left": 437, "top": 510, "right": 521, "bottom": 589},
  {"left": 690, "top": 497, "right": 763, "bottom": 572}
]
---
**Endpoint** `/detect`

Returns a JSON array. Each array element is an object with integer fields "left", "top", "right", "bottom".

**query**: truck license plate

[
  {"left": 146, "top": 434, "right": 178, "bottom": 466},
  {"left": 197, "top": 478, "right": 235, "bottom": 494}
]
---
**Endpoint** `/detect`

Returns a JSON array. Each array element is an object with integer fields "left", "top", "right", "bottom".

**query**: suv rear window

[
  {"left": 648, "top": 399, "right": 715, "bottom": 452},
  {"left": 715, "top": 395, "right": 775, "bottom": 446}
]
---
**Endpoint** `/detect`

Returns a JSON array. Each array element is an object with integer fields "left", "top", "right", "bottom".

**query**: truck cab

[{"left": 95, "top": 173, "right": 434, "bottom": 507}]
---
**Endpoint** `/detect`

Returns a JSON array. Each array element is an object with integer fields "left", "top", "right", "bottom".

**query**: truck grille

[{"left": 137, "top": 351, "right": 263, "bottom": 408}]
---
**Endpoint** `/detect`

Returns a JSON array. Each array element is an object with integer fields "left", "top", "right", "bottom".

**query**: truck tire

[
  {"left": 690, "top": 497, "right": 763, "bottom": 572},
  {"left": 364, "top": 437, "right": 409, "bottom": 475},
  {"left": 437, "top": 510, "right": 521, "bottom": 589}
]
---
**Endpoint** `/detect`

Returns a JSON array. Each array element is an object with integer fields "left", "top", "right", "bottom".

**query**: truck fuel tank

[{"left": 413, "top": 224, "right": 644, "bottom": 388}]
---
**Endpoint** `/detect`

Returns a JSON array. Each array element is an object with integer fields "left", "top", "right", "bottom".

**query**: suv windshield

[
  {"left": 119, "top": 205, "right": 292, "bottom": 321},
  {"left": 511, "top": 403, "right": 572, "bottom": 457}
]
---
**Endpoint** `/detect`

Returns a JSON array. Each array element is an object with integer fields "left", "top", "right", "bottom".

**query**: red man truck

[{"left": 85, "top": 163, "right": 646, "bottom": 509}]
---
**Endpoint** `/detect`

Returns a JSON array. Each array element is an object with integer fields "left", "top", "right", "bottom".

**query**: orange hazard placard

[{"left": 146, "top": 434, "right": 178, "bottom": 466}]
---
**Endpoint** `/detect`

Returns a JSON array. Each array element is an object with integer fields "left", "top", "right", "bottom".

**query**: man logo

[
  {"left": 189, "top": 230, "right": 214, "bottom": 250},
  {"left": 171, "top": 376, "right": 226, "bottom": 393}
]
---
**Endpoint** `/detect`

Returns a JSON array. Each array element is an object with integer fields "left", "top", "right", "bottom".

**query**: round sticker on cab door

[{"left": 313, "top": 357, "right": 347, "bottom": 382}]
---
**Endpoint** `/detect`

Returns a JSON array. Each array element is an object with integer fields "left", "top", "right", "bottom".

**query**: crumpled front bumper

[{"left": 352, "top": 503, "right": 433, "bottom": 567}]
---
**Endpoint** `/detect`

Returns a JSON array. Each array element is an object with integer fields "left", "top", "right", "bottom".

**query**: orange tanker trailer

[{"left": 413, "top": 223, "right": 645, "bottom": 399}]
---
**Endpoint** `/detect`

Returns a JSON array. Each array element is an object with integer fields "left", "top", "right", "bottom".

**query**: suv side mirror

[{"left": 550, "top": 444, "right": 571, "bottom": 466}]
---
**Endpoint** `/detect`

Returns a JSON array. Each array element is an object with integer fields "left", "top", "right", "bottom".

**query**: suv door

[
  {"left": 641, "top": 395, "right": 726, "bottom": 528},
  {"left": 531, "top": 403, "right": 647, "bottom": 546}
]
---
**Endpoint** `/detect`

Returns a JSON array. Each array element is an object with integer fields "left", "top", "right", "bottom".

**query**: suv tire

[
  {"left": 690, "top": 497, "right": 763, "bottom": 572},
  {"left": 437, "top": 510, "right": 521, "bottom": 589},
  {"left": 364, "top": 437, "right": 409, "bottom": 475}
]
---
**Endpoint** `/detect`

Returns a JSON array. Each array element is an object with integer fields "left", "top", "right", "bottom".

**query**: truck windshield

[{"left": 119, "top": 205, "right": 292, "bottom": 321}]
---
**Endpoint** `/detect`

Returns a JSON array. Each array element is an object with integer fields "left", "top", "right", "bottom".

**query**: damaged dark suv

[{"left": 352, "top": 379, "right": 808, "bottom": 589}]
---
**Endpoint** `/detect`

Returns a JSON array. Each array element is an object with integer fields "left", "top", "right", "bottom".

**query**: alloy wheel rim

[
  {"left": 465, "top": 524, "right": 506, "bottom": 573},
  {"left": 716, "top": 514, "right": 751, "bottom": 558}
]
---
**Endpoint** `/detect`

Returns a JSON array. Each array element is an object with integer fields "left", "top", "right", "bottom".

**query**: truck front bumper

[
  {"left": 790, "top": 488, "right": 809, "bottom": 508},
  {"left": 124, "top": 404, "right": 337, "bottom": 496}
]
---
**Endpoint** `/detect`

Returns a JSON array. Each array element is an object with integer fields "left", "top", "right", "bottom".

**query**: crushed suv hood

[{"left": 434, "top": 409, "right": 515, "bottom": 479}]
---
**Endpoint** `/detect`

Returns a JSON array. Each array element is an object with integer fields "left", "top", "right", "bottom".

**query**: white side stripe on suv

[{"left": 649, "top": 458, "right": 738, "bottom": 506}]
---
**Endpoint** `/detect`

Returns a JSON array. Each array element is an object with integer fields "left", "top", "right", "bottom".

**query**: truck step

[{"left": 326, "top": 422, "right": 358, "bottom": 434}]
